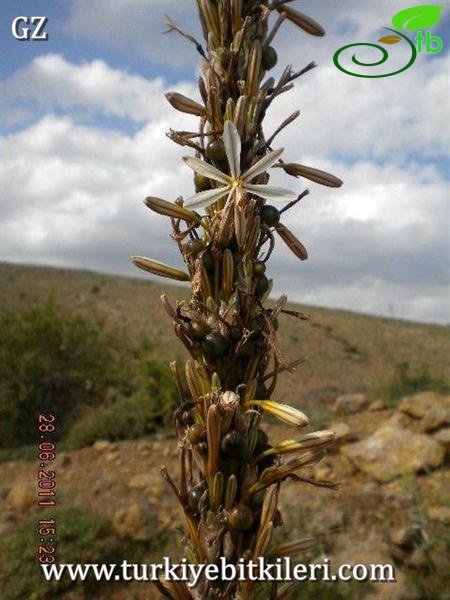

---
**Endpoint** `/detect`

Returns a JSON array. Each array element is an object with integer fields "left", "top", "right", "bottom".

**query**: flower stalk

[{"left": 135, "top": 1, "right": 342, "bottom": 598}]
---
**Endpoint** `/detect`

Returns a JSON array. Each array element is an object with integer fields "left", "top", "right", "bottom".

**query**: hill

[{"left": 1, "top": 261, "right": 448, "bottom": 414}]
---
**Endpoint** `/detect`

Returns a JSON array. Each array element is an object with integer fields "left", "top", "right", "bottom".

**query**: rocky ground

[{"left": 1, "top": 391, "right": 449, "bottom": 600}]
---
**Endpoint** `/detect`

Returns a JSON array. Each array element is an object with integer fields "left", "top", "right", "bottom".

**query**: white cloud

[
  {"left": 1, "top": 0, "right": 449, "bottom": 324},
  {"left": 0, "top": 54, "right": 200, "bottom": 125}
]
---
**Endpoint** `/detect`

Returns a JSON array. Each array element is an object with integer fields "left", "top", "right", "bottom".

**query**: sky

[{"left": 0, "top": 0, "right": 449, "bottom": 324}]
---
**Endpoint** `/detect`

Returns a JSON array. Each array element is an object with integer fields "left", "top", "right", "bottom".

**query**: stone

[
  {"left": 127, "top": 473, "right": 154, "bottom": 490},
  {"left": 398, "top": 392, "right": 450, "bottom": 430},
  {"left": 93, "top": 440, "right": 111, "bottom": 451},
  {"left": 332, "top": 532, "right": 412, "bottom": 600},
  {"left": 6, "top": 482, "right": 35, "bottom": 511},
  {"left": 418, "top": 405, "right": 450, "bottom": 432},
  {"left": 433, "top": 427, "right": 450, "bottom": 452},
  {"left": 113, "top": 502, "right": 156, "bottom": 541},
  {"left": 341, "top": 416, "right": 445, "bottom": 482},
  {"left": 427, "top": 505, "right": 450, "bottom": 523},
  {"left": 369, "top": 399, "right": 385, "bottom": 411},
  {"left": 390, "top": 525, "right": 422, "bottom": 549},
  {"left": 334, "top": 393, "right": 369, "bottom": 414}
]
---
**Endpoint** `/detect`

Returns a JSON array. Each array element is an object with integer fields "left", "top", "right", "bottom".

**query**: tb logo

[{"left": 11, "top": 16, "right": 48, "bottom": 41}]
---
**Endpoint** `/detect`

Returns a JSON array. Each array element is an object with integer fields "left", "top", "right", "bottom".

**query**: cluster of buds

[{"left": 134, "top": 1, "right": 342, "bottom": 598}]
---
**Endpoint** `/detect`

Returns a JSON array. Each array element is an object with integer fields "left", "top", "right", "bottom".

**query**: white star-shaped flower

[{"left": 183, "top": 121, "right": 297, "bottom": 210}]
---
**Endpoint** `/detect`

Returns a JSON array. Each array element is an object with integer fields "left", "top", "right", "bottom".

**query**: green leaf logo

[
  {"left": 378, "top": 35, "right": 402, "bottom": 44},
  {"left": 392, "top": 5, "right": 443, "bottom": 30}
]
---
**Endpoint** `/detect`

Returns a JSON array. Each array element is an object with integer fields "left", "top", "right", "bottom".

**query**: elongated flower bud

[
  {"left": 247, "top": 400, "right": 309, "bottom": 426},
  {"left": 221, "top": 248, "right": 234, "bottom": 298},
  {"left": 144, "top": 196, "right": 199, "bottom": 223},
  {"left": 275, "top": 162, "right": 343, "bottom": 187},
  {"left": 275, "top": 223, "right": 308, "bottom": 261},
  {"left": 132, "top": 256, "right": 190, "bottom": 281},
  {"left": 276, "top": 5, "right": 325, "bottom": 37},
  {"left": 246, "top": 41, "right": 262, "bottom": 97},
  {"left": 165, "top": 92, "right": 206, "bottom": 116},
  {"left": 257, "top": 430, "right": 335, "bottom": 459}
]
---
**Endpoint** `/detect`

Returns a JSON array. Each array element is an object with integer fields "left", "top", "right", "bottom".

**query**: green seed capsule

[
  {"left": 186, "top": 238, "right": 205, "bottom": 257},
  {"left": 217, "top": 48, "right": 231, "bottom": 67},
  {"left": 262, "top": 46, "right": 278, "bottom": 70},
  {"left": 194, "top": 174, "right": 211, "bottom": 192},
  {"left": 187, "top": 424, "right": 206, "bottom": 444},
  {"left": 189, "top": 320, "right": 211, "bottom": 340},
  {"left": 205, "top": 140, "right": 226, "bottom": 162},
  {"left": 201, "top": 332, "right": 228, "bottom": 358},
  {"left": 261, "top": 205, "right": 280, "bottom": 227},
  {"left": 255, "top": 274, "right": 270, "bottom": 298},
  {"left": 221, "top": 431, "right": 247, "bottom": 458},
  {"left": 202, "top": 250, "right": 215, "bottom": 273},
  {"left": 253, "top": 261, "right": 266, "bottom": 275},
  {"left": 188, "top": 483, "right": 206, "bottom": 513},
  {"left": 229, "top": 505, "right": 254, "bottom": 531}
]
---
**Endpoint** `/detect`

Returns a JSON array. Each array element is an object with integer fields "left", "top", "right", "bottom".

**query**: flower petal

[
  {"left": 244, "top": 183, "right": 297, "bottom": 202},
  {"left": 241, "top": 148, "right": 284, "bottom": 183},
  {"left": 183, "top": 157, "right": 230, "bottom": 184},
  {"left": 223, "top": 120, "right": 241, "bottom": 178},
  {"left": 184, "top": 185, "right": 231, "bottom": 210}
]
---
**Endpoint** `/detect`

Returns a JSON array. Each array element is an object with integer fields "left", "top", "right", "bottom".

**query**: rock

[
  {"left": 93, "top": 440, "right": 111, "bottom": 451},
  {"left": 6, "top": 482, "right": 35, "bottom": 511},
  {"left": 433, "top": 427, "right": 450, "bottom": 453},
  {"left": 427, "top": 505, "right": 450, "bottom": 523},
  {"left": 128, "top": 473, "right": 154, "bottom": 490},
  {"left": 398, "top": 392, "right": 450, "bottom": 431},
  {"left": 369, "top": 399, "right": 385, "bottom": 411},
  {"left": 113, "top": 502, "right": 156, "bottom": 541},
  {"left": 334, "top": 393, "right": 369, "bottom": 414},
  {"left": 341, "top": 416, "right": 445, "bottom": 482},
  {"left": 418, "top": 405, "right": 450, "bottom": 432},
  {"left": 390, "top": 525, "right": 422, "bottom": 549},
  {"left": 333, "top": 532, "right": 412, "bottom": 600}
]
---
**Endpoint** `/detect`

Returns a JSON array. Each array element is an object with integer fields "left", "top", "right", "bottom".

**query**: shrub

[
  {"left": 0, "top": 507, "right": 152, "bottom": 600},
  {"left": 373, "top": 360, "right": 449, "bottom": 406},
  {"left": 67, "top": 341, "right": 178, "bottom": 448},
  {"left": 0, "top": 300, "right": 122, "bottom": 448}
]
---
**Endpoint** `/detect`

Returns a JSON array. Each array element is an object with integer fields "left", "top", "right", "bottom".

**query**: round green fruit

[
  {"left": 201, "top": 332, "right": 228, "bottom": 358},
  {"left": 253, "top": 261, "right": 266, "bottom": 275},
  {"left": 221, "top": 431, "right": 247, "bottom": 458},
  {"left": 205, "top": 140, "right": 226, "bottom": 162},
  {"left": 255, "top": 274, "right": 270, "bottom": 298},
  {"left": 186, "top": 238, "right": 205, "bottom": 257},
  {"left": 188, "top": 483, "right": 206, "bottom": 512},
  {"left": 194, "top": 174, "right": 211, "bottom": 192},
  {"left": 229, "top": 505, "right": 254, "bottom": 531},
  {"left": 262, "top": 46, "right": 278, "bottom": 70},
  {"left": 261, "top": 205, "right": 280, "bottom": 227},
  {"left": 187, "top": 424, "right": 206, "bottom": 444}
]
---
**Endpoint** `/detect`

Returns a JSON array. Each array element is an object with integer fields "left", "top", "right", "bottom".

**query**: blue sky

[{"left": 1, "top": 1, "right": 449, "bottom": 323}]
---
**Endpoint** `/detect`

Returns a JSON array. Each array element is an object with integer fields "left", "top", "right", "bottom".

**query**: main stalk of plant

[{"left": 133, "top": 1, "right": 342, "bottom": 598}]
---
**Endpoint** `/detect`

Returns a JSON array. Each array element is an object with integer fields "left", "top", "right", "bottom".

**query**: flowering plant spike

[{"left": 134, "top": 1, "right": 342, "bottom": 598}]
